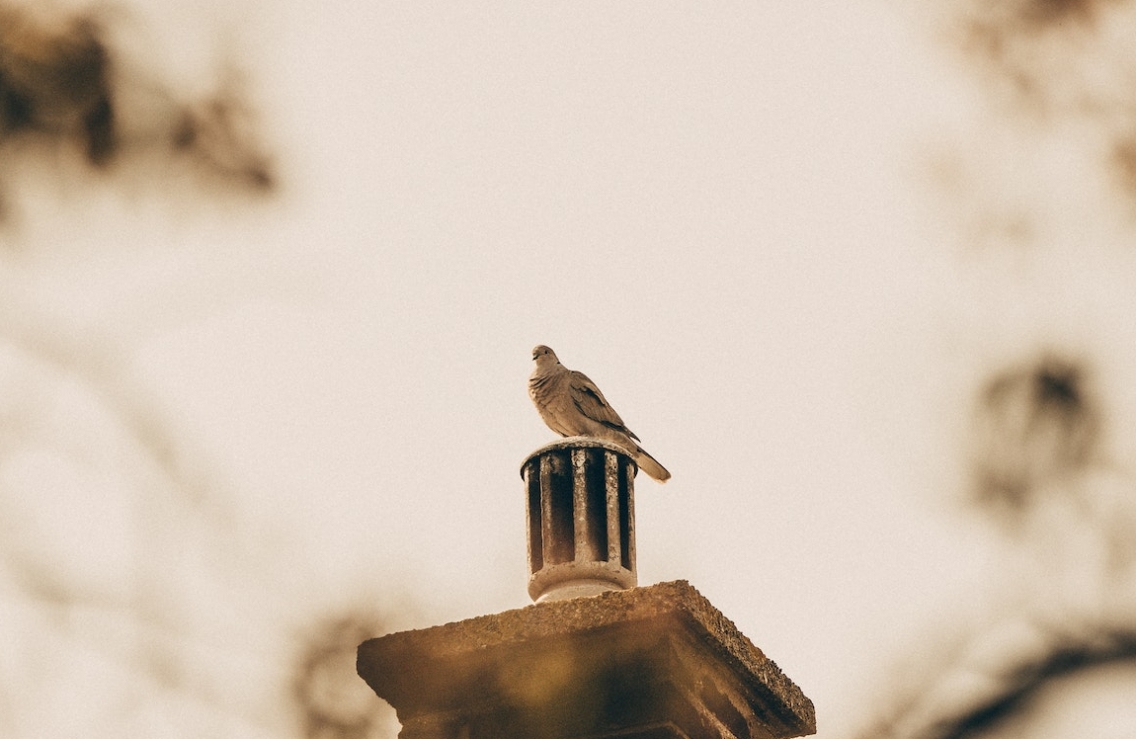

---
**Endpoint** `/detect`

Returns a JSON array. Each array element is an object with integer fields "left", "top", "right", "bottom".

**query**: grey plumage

[{"left": 528, "top": 345, "right": 671, "bottom": 483}]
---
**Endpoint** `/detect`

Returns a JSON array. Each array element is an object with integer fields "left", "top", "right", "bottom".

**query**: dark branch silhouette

[{"left": 0, "top": 2, "right": 275, "bottom": 223}]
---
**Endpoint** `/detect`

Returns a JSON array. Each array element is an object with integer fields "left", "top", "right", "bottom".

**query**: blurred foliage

[
  {"left": 0, "top": 1, "right": 274, "bottom": 222},
  {"left": 972, "top": 355, "right": 1100, "bottom": 516},
  {"left": 294, "top": 614, "right": 397, "bottom": 739}
]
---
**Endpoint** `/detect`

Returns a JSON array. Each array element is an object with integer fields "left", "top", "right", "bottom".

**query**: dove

[{"left": 529, "top": 345, "right": 671, "bottom": 482}]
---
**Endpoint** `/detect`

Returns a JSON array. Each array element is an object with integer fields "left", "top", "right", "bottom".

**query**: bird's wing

[{"left": 568, "top": 370, "right": 641, "bottom": 441}]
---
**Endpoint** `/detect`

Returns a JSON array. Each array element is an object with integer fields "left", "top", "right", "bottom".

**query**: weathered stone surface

[{"left": 357, "top": 580, "right": 815, "bottom": 739}]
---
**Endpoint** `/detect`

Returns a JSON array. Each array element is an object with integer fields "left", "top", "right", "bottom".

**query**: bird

[{"left": 528, "top": 345, "right": 671, "bottom": 482}]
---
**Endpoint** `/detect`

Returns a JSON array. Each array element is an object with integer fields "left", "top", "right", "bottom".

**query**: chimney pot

[{"left": 521, "top": 438, "right": 637, "bottom": 602}]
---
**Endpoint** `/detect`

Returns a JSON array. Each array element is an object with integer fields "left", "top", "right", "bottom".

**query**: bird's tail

[{"left": 634, "top": 446, "right": 671, "bottom": 483}]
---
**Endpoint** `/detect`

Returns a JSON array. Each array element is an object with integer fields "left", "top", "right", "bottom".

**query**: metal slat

[
  {"left": 605, "top": 450, "right": 620, "bottom": 563},
  {"left": 539, "top": 454, "right": 555, "bottom": 565},
  {"left": 572, "top": 447, "right": 588, "bottom": 562}
]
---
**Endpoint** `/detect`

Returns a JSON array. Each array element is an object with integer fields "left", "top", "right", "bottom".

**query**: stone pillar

[
  {"left": 357, "top": 580, "right": 816, "bottom": 739},
  {"left": 521, "top": 438, "right": 637, "bottom": 602}
]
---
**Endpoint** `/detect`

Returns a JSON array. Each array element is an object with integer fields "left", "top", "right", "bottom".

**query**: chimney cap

[{"left": 520, "top": 436, "right": 637, "bottom": 478}]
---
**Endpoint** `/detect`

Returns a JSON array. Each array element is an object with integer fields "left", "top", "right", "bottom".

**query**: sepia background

[{"left": 3, "top": 0, "right": 1136, "bottom": 737}]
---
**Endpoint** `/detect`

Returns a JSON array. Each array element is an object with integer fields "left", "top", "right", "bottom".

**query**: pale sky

[{"left": 5, "top": 1, "right": 1136, "bottom": 737}]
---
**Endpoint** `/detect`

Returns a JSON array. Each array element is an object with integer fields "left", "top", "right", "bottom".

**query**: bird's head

[{"left": 531, "top": 345, "right": 559, "bottom": 367}]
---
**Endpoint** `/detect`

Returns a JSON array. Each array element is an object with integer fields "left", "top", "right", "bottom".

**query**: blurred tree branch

[{"left": 0, "top": 1, "right": 275, "bottom": 223}]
